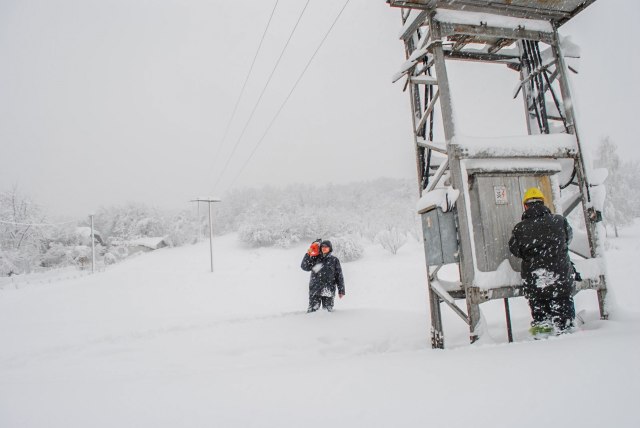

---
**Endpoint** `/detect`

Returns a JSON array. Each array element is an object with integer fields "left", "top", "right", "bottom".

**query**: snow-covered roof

[
  {"left": 435, "top": 9, "right": 553, "bottom": 33},
  {"left": 388, "top": 0, "right": 595, "bottom": 26},
  {"left": 129, "top": 237, "right": 168, "bottom": 250},
  {"left": 453, "top": 133, "right": 578, "bottom": 158},
  {"left": 463, "top": 159, "right": 563, "bottom": 174},
  {"left": 416, "top": 187, "right": 460, "bottom": 214}
]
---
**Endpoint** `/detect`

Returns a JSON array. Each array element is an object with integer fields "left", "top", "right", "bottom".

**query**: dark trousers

[
  {"left": 308, "top": 294, "right": 334, "bottom": 312},
  {"left": 527, "top": 291, "right": 575, "bottom": 331}
]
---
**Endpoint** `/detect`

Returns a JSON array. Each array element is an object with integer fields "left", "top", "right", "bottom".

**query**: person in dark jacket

[
  {"left": 509, "top": 188, "right": 575, "bottom": 336},
  {"left": 301, "top": 239, "right": 345, "bottom": 312}
]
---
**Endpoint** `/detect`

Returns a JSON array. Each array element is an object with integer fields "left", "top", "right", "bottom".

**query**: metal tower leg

[
  {"left": 551, "top": 29, "right": 608, "bottom": 319},
  {"left": 401, "top": 17, "right": 439, "bottom": 347},
  {"left": 427, "top": 277, "right": 444, "bottom": 349},
  {"left": 430, "top": 20, "right": 480, "bottom": 343}
]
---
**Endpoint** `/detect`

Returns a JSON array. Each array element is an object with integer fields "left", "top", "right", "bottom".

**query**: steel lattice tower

[{"left": 387, "top": 0, "right": 607, "bottom": 348}]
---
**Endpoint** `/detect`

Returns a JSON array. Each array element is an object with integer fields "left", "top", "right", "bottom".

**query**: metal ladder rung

[{"left": 410, "top": 75, "right": 438, "bottom": 86}]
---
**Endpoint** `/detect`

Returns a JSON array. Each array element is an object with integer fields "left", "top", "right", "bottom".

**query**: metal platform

[{"left": 387, "top": 0, "right": 595, "bottom": 26}]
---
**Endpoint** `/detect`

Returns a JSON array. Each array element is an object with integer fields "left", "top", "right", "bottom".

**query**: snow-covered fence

[{"left": 0, "top": 266, "right": 98, "bottom": 290}]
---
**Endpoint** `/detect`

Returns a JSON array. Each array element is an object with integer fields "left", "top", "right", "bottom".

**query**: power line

[
  {"left": 225, "top": 0, "right": 351, "bottom": 192},
  {"left": 210, "top": 0, "right": 280, "bottom": 172},
  {"left": 211, "top": 0, "right": 312, "bottom": 193}
]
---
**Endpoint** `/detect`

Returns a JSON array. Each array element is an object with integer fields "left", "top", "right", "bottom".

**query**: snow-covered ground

[{"left": 1, "top": 224, "right": 639, "bottom": 427}]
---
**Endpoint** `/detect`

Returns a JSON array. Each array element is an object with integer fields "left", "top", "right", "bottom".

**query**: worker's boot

[{"left": 529, "top": 321, "right": 554, "bottom": 340}]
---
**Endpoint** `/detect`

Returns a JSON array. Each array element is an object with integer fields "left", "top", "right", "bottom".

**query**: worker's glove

[{"left": 308, "top": 242, "right": 320, "bottom": 257}]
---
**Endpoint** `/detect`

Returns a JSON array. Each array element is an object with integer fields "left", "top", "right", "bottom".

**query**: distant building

[{"left": 127, "top": 236, "right": 169, "bottom": 254}]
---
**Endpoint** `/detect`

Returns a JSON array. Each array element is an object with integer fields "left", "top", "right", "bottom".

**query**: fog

[{"left": 0, "top": 0, "right": 637, "bottom": 216}]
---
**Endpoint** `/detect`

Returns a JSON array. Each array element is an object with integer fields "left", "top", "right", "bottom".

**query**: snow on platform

[
  {"left": 454, "top": 133, "right": 578, "bottom": 158},
  {"left": 435, "top": 8, "right": 553, "bottom": 33}
]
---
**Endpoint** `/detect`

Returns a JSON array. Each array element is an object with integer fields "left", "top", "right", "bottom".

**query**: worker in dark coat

[
  {"left": 301, "top": 239, "right": 345, "bottom": 312},
  {"left": 509, "top": 188, "right": 575, "bottom": 335}
]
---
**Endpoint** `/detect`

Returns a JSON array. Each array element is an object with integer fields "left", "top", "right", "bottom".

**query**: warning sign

[{"left": 494, "top": 186, "right": 508, "bottom": 205}]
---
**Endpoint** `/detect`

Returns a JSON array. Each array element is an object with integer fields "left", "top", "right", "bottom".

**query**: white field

[{"left": 1, "top": 223, "right": 639, "bottom": 427}]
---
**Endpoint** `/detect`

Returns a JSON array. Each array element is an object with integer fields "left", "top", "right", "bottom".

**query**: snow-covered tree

[
  {"left": 0, "top": 186, "right": 46, "bottom": 273},
  {"left": 94, "top": 203, "right": 168, "bottom": 242},
  {"left": 231, "top": 178, "right": 419, "bottom": 248},
  {"left": 594, "top": 138, "right": 640, "bottom": 237},
  {"left": 164, "top": 210, "right": 200, "bottom": 247}
]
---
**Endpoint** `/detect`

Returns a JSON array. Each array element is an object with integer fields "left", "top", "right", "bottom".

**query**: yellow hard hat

[{"left": 523, "top": 187, "right": 545, "bottom": 204}]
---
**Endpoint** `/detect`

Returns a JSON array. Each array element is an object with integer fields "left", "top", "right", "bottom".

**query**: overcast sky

[{"left": 1, "top": 0, "right": 637, "bottom": 217}]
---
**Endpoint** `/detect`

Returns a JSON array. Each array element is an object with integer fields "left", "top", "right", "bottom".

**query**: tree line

[
  {"left": 3, "top": 138, "right": 637, "bottom": 277},
  {"left": 0, "top": 178, "right": 420, "bottom": 276}
]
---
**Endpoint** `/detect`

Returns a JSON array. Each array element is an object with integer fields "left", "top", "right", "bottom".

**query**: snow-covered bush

[
  {"left": 331, "top": 235, "right": 364, "bottom": 262},
  {"left": 274, "top": 231, "right": 301, "bottom": 248},
  {"left": 94, "top": 203, "right": 167, "bottom": 241},
  {"left": 165, "top": 211, "right": 199, "bottom": 247},
  {"left": 239, "top": 224, "right": 295, "bottom": 247},
  {"left": 135, "top": 217, "right": 165, "bottom": 237},
  {"left": 0, "top": 251, "right": 18, "bottom": 276},
  {"left": 237, "top": 206, "right": 303, "bottom": 248},
  {"left": 376, "top": 228, "right": 408, "bottom": 255},
  {"left": 71, "top": 245, "right": 91, "bottom": 269},
  {"left": 110, "top": 245, "right": 129, "bottom": 260},
  {"left": 40, "top": 243, "right": 73, "bottom": 268},
  {"left": 104, "top": 252, "right": 117, "bottom": 265},
  {"left": 232, "top": 179, "right": 420, "bottom": 248}
]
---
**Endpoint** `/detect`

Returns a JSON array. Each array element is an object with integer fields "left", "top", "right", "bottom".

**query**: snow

[
  {"left": 591, "top": 181, "right": 607, "bottom": 212},
  {"left": 559, "top": 35, "right": 581, "bottom": 59},
  {"left": 397, "top": 9, "right": 425, "bottom": 39},
  {"left": 589, "top": 168, "right": 608, "bottom": 186},
  {"left": 431, "top": 279, "right": 456, "bottom": 305},
  {"left": 433, "top": 277, "right": 462, "bottom": 293},
  {"left": 570, "top": 230, "right": 592, "bottom": 258},
  {"left": 453, "top": 133, "right": 578, "bottom": 158},
  {"left": 74, "top": 226, "right": 102, "bottom": 242},
  {"left": 474, "top": 259, "right": 522, "bottom": 290},
  {"left": 1, "top": 224, "right": 639, "bottom": 427},
  {"left": 434, "top": 9, "right": 553, "bottom": 33},
  {"left": 573, "top": 257, "right": 606, "bottom": 281},
  {"left": 394, "top": 47, "right": 430, "bottom": 82},
  {"left": 463, "top": 158, "right": 563, "bottom": 173},
  {"left": 75, "top": 226, "right": 92, "bottom": 238},
  {"left": 416, "top": 187, "right": 460, "bottom": 213}
]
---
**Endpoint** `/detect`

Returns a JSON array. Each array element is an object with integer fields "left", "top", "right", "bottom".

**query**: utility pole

[
  {"left": 89, "top": 214, "right": 96, "bottom": 273},
  {"left": 190, "top": 198, "right": 221, "bottom": 273}
]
